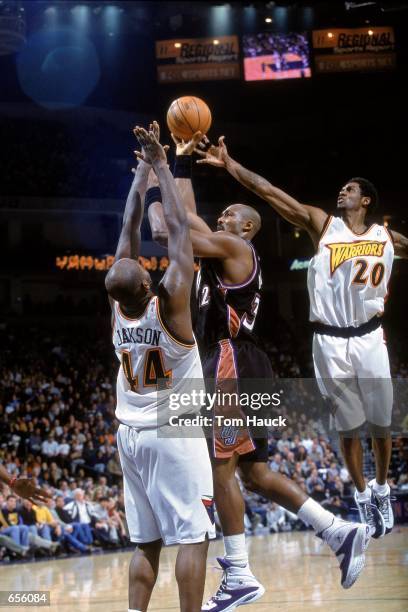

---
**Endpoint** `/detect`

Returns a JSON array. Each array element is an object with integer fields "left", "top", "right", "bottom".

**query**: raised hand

[
  {"left": 12, "top": 478, "right": 51, "bottom": 505},
  {"left": 195, "top": 136, "right": 228, "bottom": 168},
  {"left": 133, "top": 121, "right": 167, "bottom": 165},
  {"left": 133, "top": 121, "right": 169, "bottom": 167},
  {"left": 171, "top": 131, "right": 203, "bottom": 156}
]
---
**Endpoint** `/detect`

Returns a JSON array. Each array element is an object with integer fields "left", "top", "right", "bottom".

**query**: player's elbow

[{"left": 152, "top": 230, "right": 168, "bottom": 247}]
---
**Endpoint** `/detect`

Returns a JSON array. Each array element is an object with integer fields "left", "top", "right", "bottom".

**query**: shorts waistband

[{"left": 311, "top": 315, "right": 382, "bottom": 338}]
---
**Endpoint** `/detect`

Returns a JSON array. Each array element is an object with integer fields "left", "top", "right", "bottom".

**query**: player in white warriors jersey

[
  {"left": 105, "top": 123, "right": 214, "bottom": 612},
  {"left": 197, "top": 137, "right": 408, "bottom": 541}
]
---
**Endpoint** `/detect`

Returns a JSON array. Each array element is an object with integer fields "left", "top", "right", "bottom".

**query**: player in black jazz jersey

[{"left": 147, "top": 134, "right": 373, "bottom": 611}]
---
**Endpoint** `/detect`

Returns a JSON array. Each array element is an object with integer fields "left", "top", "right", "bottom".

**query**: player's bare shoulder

[{"left": 302, "top": 205, "right": 330, "bottom": 248}]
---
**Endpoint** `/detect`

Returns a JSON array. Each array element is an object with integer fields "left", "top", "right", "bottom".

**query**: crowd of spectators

[{"left": 1, "top": 320, "right": 407, "bottom": 563}]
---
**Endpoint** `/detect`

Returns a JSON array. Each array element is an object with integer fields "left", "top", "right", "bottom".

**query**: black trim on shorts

[{"left": 311, "top": 315, "right": 382, "bottom": 339}]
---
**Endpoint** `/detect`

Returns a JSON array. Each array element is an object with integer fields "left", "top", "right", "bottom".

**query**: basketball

[{"left": 166, "top": 96, "right": 212, "bottom": 141}]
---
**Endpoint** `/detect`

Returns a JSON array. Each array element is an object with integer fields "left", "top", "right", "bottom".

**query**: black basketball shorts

[{"left": 201, "top": 339, "right": 273, "bottom": 463}]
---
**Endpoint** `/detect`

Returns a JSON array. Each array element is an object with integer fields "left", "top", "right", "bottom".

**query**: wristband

[
  {"left": 145, "top": 186, "right": 162, "bottom": 207},
  {"left": 173, "top": 155, "right": 192, "bottom": 179},
  {"left": 9, "top": 476, "right": 17, "bottom": 489}
]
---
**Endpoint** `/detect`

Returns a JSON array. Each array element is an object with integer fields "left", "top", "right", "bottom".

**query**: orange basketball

[{"left": 166, "top": 96, "right": 212, "bottom": 141}]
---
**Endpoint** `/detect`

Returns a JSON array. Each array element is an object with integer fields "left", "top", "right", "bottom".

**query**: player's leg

[
  {"left": 339, "top": 432, "right": 366, "bottom": 492},
  {"left": 176, "top": 539, "right": 209, "bottom": 612},
  {"left": 213, "top": 454, "right": 245, "bottom": 537},
  {"left": 203, "top": 452, "right": 265, "bottom": 610},
  {"left": 371, "top": 433, "right": 392, "bottom": 485},
  {"left": 369, "top": 431, "right": 394, "bottom": 534},
  {"left": 313, "top": 333, "right": 384, "bottom": 536},
  {"left": 140, "top": 429, "right": 215, "bottom": 609},
  {"left": 353, "top": 327, "right": 394, "bottom": 534},
  {"left": 117, "top": 425, "right": 163, "bottom": 611},
  {"left": 239, "top": 459, "right": 371, "bottom": 589},
  {"left": 129, "top": 540, "right": 162, "bottom": 612}
]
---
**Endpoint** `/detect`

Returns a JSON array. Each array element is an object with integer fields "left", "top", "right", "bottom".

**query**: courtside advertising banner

[
  {"left": 313, "top": 26, "right": 396, "bottom": 73},
  {"left": 156, "top": 36, "right": 240, "bottom": 83}
]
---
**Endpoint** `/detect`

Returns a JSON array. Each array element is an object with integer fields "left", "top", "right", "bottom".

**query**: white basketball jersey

[
  {"left": 308, "top": 216, "right": 394, "bottom": 327},
  {"left": 113, "top": 296, "right": 204, "bottom": 429}
]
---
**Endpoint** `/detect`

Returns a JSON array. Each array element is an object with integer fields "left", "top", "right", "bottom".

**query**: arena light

[
  {"left": 243, "top": 6, "right": 256, "bottom": 31},
  {"left": 174, "top": 42, "right": 181, "bottom": 48},
  {"left": 103, "top": 4, "right": 121, "bottom": 35},
  {"left": 71, "top": 5, "right": 90, "bottom": 29},
  {"left": 327, "top": 32, "right": 334, "bottom": 38},
  {"left": 368, "top": 28, "right": 374, "bottom": 34},
  {"left": 274, "top": 6, "right": 288, "bottom": 30},
  {"left": 265, "top": 17, "right": 273, "bottom": 23},
  {"left": 210, "top": 4, "right": 231, "bottom": 35},
  {"left": 43, "top": 6, "right": 58, "bottom": 28},
  {"left": 213, "top": 39, "right": 219, "bottom": 44}
]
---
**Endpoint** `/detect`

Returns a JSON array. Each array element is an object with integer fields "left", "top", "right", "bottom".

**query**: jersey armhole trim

[
  {"left": 215, "top": 242, "right": 258, "bottom": 290},
  {"left": 384, "top": 226, "right": 395, "bottom": 245},
  {"left": 317, "top": 214, "right": 333, "bottom": 247},
  {"left": 155, "top": 298, "right": 196, "bottom": 349}
]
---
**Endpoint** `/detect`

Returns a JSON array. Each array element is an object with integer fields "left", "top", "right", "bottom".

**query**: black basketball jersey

[{"left": 194, "top": 242, "right": 262, "bottom": 354}]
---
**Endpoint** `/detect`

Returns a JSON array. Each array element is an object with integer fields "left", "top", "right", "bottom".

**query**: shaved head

[
  {"left": 105, "top": 258, "right": 151, "bottom": 306},
  {"left": 217, "top": 204, "right": 261, "bottom": 240}
]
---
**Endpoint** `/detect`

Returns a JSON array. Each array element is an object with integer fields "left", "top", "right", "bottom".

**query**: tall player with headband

[
  {"left": 196, "top": 135, "right": 408, "bottom": 542},
  {"left": 105, "top": 123, "right": 215, "bottom": 612},
  {"left": 147, "top": 135, "right": 374, "bottom": 612}
]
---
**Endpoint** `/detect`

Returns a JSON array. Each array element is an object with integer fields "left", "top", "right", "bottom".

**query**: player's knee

[
  {"left": 240, "top": 464, "right": 270, "bottom": 494},
  {"left": 368, "top": 422, "right": 391, "bottom": 439},
  {"left": 339, "top": 426, "right": 363, "bottom": 441},
  {"left": 240, "top": 473, "right": 261, "bottom": 493}
]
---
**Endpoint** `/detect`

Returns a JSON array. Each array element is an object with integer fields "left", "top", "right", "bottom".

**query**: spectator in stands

[
  {"left": 41, "top": 435, "right": 59, "bottom": 458},
  {"left": 54, "top": 495, "right": 93, "bottom": 546},
  {"left": 306, "top": 469, "right": 326, "bottom": 501}
]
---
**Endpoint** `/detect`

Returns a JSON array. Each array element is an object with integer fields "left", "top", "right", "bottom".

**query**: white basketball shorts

[
  {"left": 117, "top": 423, "right": 215, "bottom": 545},
  {"left": 313, "top": 326, "right": 393, "bottom": 432}
]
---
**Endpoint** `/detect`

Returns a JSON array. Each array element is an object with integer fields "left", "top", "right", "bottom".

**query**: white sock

[
  {"left": 297, "top": 498, "right": 335, "bottom": 533},
  {"left": 224, "top": 533, "right": 249, "bottom": 567},
  {"left": 372, "top": 480, "right": 390, "bottom": 495},
  {"left": 356, "top": 486, "right": 371, "bottom": 502}
]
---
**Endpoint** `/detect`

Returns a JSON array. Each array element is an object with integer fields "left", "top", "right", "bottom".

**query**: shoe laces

[
  {"left": 373, "top": 491, "right": 396, "bottom": 521},
  {"left": 211, "top": 568, "right": 229, "bottom": 601},
  {"left": 352, "top": 500, "right": 378, "bottom": 527}
]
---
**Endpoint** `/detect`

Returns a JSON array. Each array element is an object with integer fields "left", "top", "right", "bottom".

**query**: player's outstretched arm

[
  {"left": 147, "top": 169, "right": 212, "bottom": 249},
  {"left": 0, "top": 465, "right": 51, "bottom": 504},
  {"left": 134, "top": 123, "right": 194, "bottom": 343},
  {"left": 390, "top": 230, "right": 408, "bottom": 258},
  {"left": 172, "top": 131, "right": 203, "bottom": 217},
  {"left": 113, "top": 149, "right": 150, "bottom": 263},
  {"left": 196, "top": 137, "right": 328, "bottom": 240}
]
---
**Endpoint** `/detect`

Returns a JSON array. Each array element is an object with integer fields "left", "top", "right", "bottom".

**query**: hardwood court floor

[{"left": 1, "top": 528, "right": 407, "bottom": 612}]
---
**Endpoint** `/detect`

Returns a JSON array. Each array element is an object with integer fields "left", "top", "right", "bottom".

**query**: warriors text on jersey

[
  {"left": 194, "top": 242, "right": 262, "bottom": 353},
  {"left": 113, "top": 296, "right": 204, "bottom": 429},
  {"left": 308, "top": 216, "right": 394, "bottom": 327}
]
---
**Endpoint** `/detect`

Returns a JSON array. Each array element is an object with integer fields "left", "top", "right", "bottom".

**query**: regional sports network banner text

[
  {"left": 312, "top": 27, "right": 396, "bottom": 73},
  {"left": 155, "top": 36, "right": 240, "bottom": 83}
]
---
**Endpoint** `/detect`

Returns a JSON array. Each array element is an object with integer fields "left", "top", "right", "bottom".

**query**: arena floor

[{"left": 1, "top": 528, "right": 407, "bottom": 611}]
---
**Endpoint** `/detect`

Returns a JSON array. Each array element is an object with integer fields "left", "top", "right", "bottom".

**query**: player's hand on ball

[
  {"left": 171, "top": 131, "right": 203, "bottom": 156},
  {"left": 195, "top": 136, "right": 228, "bottom": 168}
]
